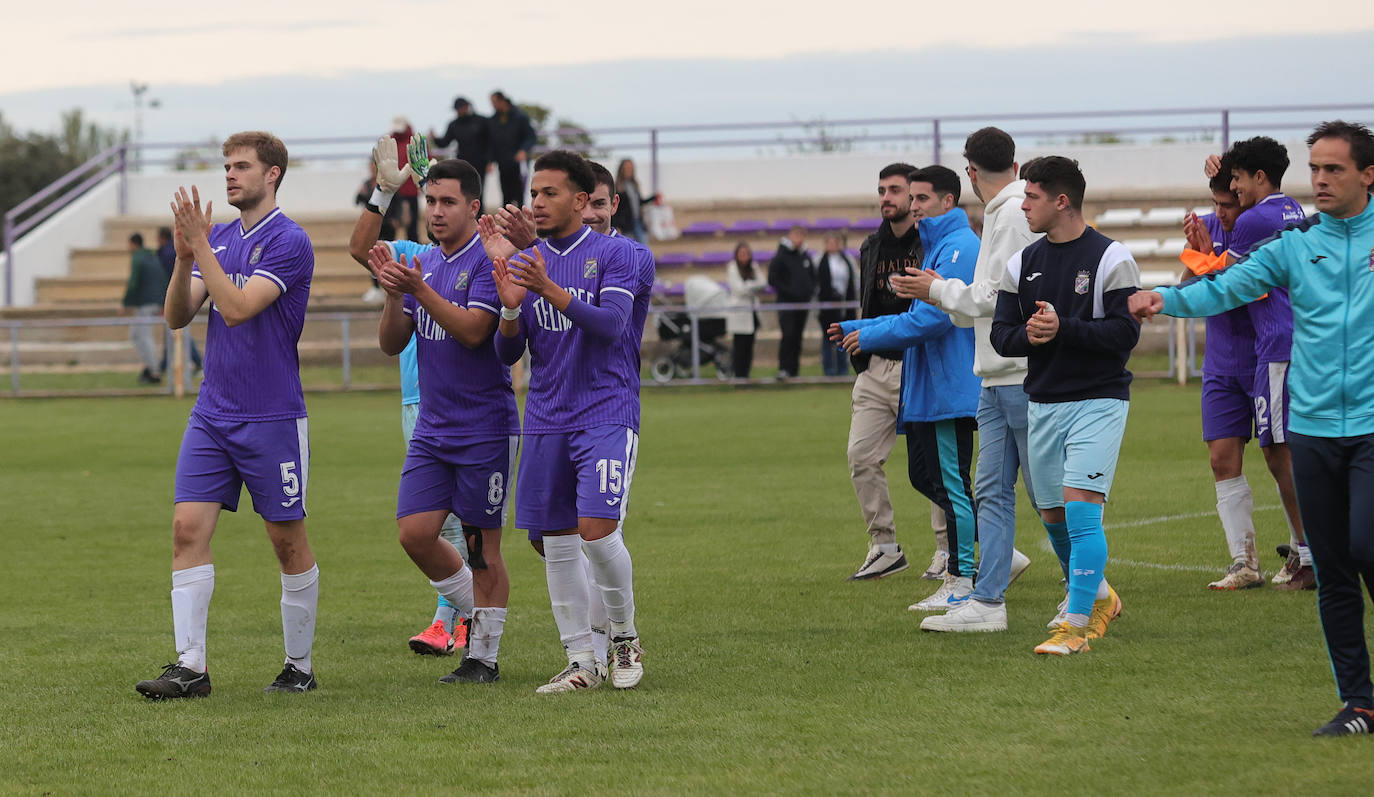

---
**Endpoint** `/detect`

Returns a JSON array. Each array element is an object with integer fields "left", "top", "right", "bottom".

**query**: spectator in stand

[
  {"left": 725, "top": 242, "right": 767, "bottom": 379},
  {"left": 768, "top": 225, "right": 817, "bottom": 380},
  {"left": 156, "top": 226, "right": 202, "bottom": 375},
  {"left": 488, "top": 91, "right": 537, "bottom": 208},
  {"left": 611, "top": 159, "right": 659, "bottom": 243},
  {"left": 387, "top": 116, "right": 420, "bottom": 243},
  {"left": 122, "top": 232, "right": 169, "bottom": 385},
  {"left": 431, "top": 97, "right": 492, "bottom": 202},
  {"left": 816, "top": 234, "right": 857, "bottom": 376}
]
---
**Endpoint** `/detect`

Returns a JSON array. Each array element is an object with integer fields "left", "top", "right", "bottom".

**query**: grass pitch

[{"left": 0, "top": 374, "right": 1370, "bottom": 795}]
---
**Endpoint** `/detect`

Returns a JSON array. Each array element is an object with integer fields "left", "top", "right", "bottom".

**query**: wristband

[
  {"left": 368, "top": 186, "right": 395, "bottom": 214},
  {"left": 500, "top": 306, "right": 522, "bottom": 321}
]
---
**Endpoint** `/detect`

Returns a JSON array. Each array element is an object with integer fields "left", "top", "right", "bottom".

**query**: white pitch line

[{"left": 1029, "top": 504, "right": 1284, "bottom": 572}]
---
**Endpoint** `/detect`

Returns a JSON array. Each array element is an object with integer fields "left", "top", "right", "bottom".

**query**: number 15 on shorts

[{"left": 596, "top": 458, "right": 623, "bottom": 505}]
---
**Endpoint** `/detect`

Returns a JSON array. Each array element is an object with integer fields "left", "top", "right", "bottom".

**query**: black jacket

[
  {"left": 816, "top": 251, "right": 857, "bottom": 325},
  {"left": 434, "top": 113, "right": 492, "bottom": 166},
  {"left": 489, "top": 106, "right": 537, "bottom": 162},
  {"left": 768, "top": 242, "right": 816, "bottom": 303},
  {"left": 854, "top": 222, "right": 924, "bottom": 372}
]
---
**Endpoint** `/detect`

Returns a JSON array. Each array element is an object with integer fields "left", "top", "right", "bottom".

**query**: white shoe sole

[{"left": 919, "top": 616, "right": 1007, "bottom": 632}]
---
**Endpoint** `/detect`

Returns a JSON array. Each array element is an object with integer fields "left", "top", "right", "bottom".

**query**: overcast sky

[{"left": 3, "top": 1, "right": 1370, "bottom": 159}]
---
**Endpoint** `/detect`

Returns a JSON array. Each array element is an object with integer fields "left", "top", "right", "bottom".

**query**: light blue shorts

[{"left": 1027, "top": 398, "right": 1130, "bottom": 507}]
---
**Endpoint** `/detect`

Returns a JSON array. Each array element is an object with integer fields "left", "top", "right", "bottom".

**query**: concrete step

[
  {"left": 35, "top": 270, "right": 378, "bottom": 304},
  {"left": 103, "top": 213, "right": 362, "bottom": 249},
  {"left": 67, "top": 242, "right": 369, "bottom": 278}
]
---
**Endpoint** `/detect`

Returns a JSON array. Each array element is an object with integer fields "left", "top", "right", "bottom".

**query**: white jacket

[
  {"left": 927, "top": 179, "right": 1039, "bottom": 387},
  {"left": 725, "top": 261, "right": 767, "bottom": 335}
]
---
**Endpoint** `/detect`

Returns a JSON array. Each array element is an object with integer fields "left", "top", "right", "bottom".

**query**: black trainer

[
  {"left": 1313, "top": 703, "right": 1374, "bottom": 737},
  {"left": 439, "top": 654, "right": 500, "bottom": 684},
  {"left": 264, "top": 662, "right": 318, "bottom": 693},
  {"left": 136, "top": 663, "right": 211, "bottom": 699}
]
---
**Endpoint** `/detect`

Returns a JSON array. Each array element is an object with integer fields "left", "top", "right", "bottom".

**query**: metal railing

[{"left": 6, "top": 101, "right": 1371, "bottom": 307}]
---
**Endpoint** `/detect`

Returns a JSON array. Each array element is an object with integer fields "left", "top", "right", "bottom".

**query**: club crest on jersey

[
  {"left": 584, "top": 258, "right": 598, "bottom": 278},
  {"left": 455, "top": 270, "right": 470, "bottom": 290},
  {"left": 249, "top": 244, "right": 263, "bottom": 265},
  {"left": 1074, "top": 270, "right": 1090, "bottom": 295},
  {"left": 1369, "top": 248, "right": 1374, "bottom": 272}
]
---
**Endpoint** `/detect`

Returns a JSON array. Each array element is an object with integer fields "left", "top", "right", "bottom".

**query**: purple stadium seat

[
  {"left": 695, "top": 250, "right": 733, "bottom": 266},
  {"left": 681, "top": 221, "right": 726, "bottom": 237},
  {"left": 661, "top": 282, "right": 686, "bottom": 297},
  {"left": 810, "top": 217, "right": 850, "bottom": 232},
  {"left": 851, "top": 217, "right": 882, "bottom": 231},
  {"left": 656, "top": 252, "right": 694, "bottom": 269},
  {"left": 768, "top": 218, "right": 809, "bottom": 234},
  {"left": 725, "top": 219, "right": 770, "bottom": 235}
]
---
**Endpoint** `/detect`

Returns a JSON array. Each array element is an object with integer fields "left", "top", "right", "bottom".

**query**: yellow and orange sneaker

[
  {"left": 409, "top": 620, "right": 456, "bottom": 656},
  {"left": 1086, "top": 585, "right": 1122, "bottom": 640},
  {"left": 1034, "top": 622, "right": 1090, "bottom": 656}
]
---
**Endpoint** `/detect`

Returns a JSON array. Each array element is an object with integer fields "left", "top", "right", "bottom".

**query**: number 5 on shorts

[{"left": 280, "top": 461, "right": 299, "bottom": 497}]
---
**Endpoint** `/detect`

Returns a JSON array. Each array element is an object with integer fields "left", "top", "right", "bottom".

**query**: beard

[{"left": 880, "top": 204, "right": 910, "bottom": 220}]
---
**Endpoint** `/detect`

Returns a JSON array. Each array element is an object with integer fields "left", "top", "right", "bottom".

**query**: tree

[
  {"left": 0, "top": 110, "right": 128, "bottom": 222},
  {"left": 519, "top": 101, "right": 602, "bottom": 157}
]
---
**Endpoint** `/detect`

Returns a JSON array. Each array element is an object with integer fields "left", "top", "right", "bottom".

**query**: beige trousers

[{"left": 846, "top": 357, "right": 947, "bottom": 548}]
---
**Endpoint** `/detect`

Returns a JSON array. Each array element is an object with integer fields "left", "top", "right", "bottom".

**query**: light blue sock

[
  {"left": 1065, "top": 501, "right": 1107, "bottom": 621},
  {"left": 434, "top": 594, "right": 456, "bottom": 633},
  {"left": 1043, "top": 519, "right": 1071, "bottom": 578}
]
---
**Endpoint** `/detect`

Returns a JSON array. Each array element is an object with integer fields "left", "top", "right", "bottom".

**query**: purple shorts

[
  {"left": 397, "top": 434, "right": 518, "bottom": 528},
  {"left": 1201, "top": 371, "right": 1256, "bottom": 443},
  {"left": 174, "top": 413, "right": 310, "bottom": 521},
  {"left": 1252, "top": 361, "right": 1290, "bottom": 447},
  {"left": 1200, "top": 363, "right": 1289, "bottom": 447},
  {"left": 517, "top": 425, "right": 640, "bottom": 537}
]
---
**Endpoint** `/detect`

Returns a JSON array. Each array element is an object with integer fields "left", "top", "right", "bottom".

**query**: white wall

[{"left": 124, "top": 168, "right": 366, "bottom": 216}]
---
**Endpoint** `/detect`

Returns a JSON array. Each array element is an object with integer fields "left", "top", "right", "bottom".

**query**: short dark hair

[
  {"left": 1226, "top": 136, "right": 1289, "bottom": 190},
  {"left": 129, "top": 232, "right": 144, "bottom": 247},
  {"left": 909, "top": 165, "right": 961, "bottom": 205},
  {"left": 962, "top": 127, "right": 1016, "bottom": 173},
  {"left": 588, "top": 161, "right": 616, "bottom": 195},
  {"left": 157, "top": 226, "right": 172, "bottom": 242},
  {"left": 1208, "top": 153, "right": 1236, "bottom": 196},
  {"left": 1307, "top": 120, "right": 1374, "bottom": 171},
  {"left": 879, "top": 162, "right": 917, "bottom": 181},
  {"left": 534, "top": 150, "right": 595, "bottom": 194},
  {"left": 1021, "top": 156, "right": 1086, "bottom": 210},
  {"left": 453, "top": 96, "right": 470, "bottom": 111},
  {"left": 425, "top": 158, "right": 482, "bottom": 202}
]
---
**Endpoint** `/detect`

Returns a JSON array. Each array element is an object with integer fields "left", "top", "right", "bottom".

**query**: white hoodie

[{"left": 927, "top": 179, "right": 1040, "bottom": 387}]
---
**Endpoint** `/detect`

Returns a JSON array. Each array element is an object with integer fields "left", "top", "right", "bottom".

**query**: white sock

[
  {"left": 429, "top": 566, "right": 474, "bottom": 623},
  {"left": 876, "top": 542, "right": 900, "bottom": 555},
  {"left": 280, "top": 564, "right": 319, "bottom": 673},
  {"left": 1215, "top": 476, "right": 1257, "bottom": 567},
  {"left": 582, "top": 531, "right": 637, "bottom": 639},
  {"left": 1066, "top": 612, "right": 1090, "bottom": 628},
  {"left": 1299, "top": 544, "right": 1313, "bottom": 567},
  {"left": 543, "top": 535, "right": 595, "bottom": 664},
  {"left": 1095, "top": 578, "right": 1110, "bottom": 601},
  {"left": 171, "top": 564, "right": 214, "bottom": 673},
  {"left": 467, "top": 607, "right": 507, "bottom": 667},
  {"left": 583, "top": 552, "right": 610, "bottom": 664}
]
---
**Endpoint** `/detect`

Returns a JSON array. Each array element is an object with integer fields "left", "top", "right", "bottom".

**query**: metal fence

[{"left": 0, "top": 301, "right": 1200, "bottom": 398}]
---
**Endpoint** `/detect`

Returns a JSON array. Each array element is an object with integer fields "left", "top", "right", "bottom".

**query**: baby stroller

[{"left": 651, "top": 275, "right": 732, "bottom": 382}]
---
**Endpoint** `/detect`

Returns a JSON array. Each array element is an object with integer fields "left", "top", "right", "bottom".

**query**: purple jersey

[
  {"left": 401, "top": 232, "right": 518, "bottom": 439},
  {"left": 192, "top": 208, "right": 312, "bottom": 421},
  {"left": 1228, "top": 193, "right": 1302, "bottom": 364},
  {"left": 516, "top": 227, "right": 642, "bottom": 433},
  {"left": 1200, "top": 212, "right": 1256, "bottom": 377},
  {"left": 610, "top": 229, "right": 657, "bottom": 382}
]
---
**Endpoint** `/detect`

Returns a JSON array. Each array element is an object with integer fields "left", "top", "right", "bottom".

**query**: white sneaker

[
  {"left": 908, "top": 575, "right": 972, "bottom": 611},
  {"left": 1208, "top": 562, "right": 1264, "bottom": 591},
  {"left": 850, "top": 545, "right": 910, "bottom": 581},
  {"left": 608, "top": 636, "right": 643, "bottom": 689},
  {"left": 921, "top": 549, "right": 949, "bottom": 580},
  {"left": 534, "top": 661, "right": 603, "bottom": 694},
  {"left": 1046, "top": 594, "right": 1069, "bottom": 629},
  {"left": 1008, "top": 549, "right": 1031, "bottom": 585},
  {"left": 920, "top": 598, "right": 1008, "bottom": 632}
]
